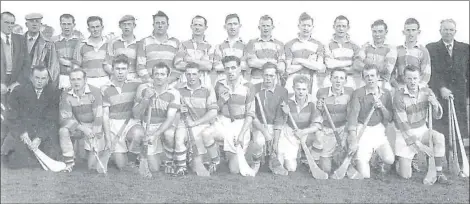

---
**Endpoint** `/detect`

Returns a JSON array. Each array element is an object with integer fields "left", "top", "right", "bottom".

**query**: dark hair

[
  {"left": 404, "top": 18, "right": 420, "bottom": 29},
  {"left": 153, "top": 11, "right": 169, "bottom": 24},
  {"left": 31, "top": 65, "right": 48, "bottom": 75},
  {"left": 404, "top": 64, "right": 421, "bottom": 74},
  {"left": 192, "top": 15, "right": 207, "bottom": 26},
  {"left": 362, "top": 64, "right": 379, "bottom": 77},
  {"left": 330, "top": 68, "right": 347, "bottom": 77},
  {"left": 371, "top": 19, "right": 388, "bottom": 30},
  {"left": 225, "top": 13, "right": 240, "bottom": 24},
  {"left": 112, "top": 54, "right": 130, "bottom": 67},
  {"left": 262, "top": 62, "right": 278, "bottom": 73},
  {"left": 334, "top": 15, "right": 349, "bottom": 26},
  {"left": 151, "top": 62, "right": 171, "bottom": 76},
  {"left": 1, "top": 11, "right": 15, "bottom": 19},
  {"left": 87, "top": 16, "right": 103, "bottom": 27},
  {"left": 259, "top": 15, "right": 274, "bottom": 25},
  {"left": 293, "top": 75, "right": 310, "bottom": 86},
  {"left": 221, "top": 56, "right": 241, "bottom": 67},
  {"left": 60, "top": 14, "right": 75, "bottom": 24},
  {"left": 298, "top": 12, "right": 313, "bottom": 24},
  {"left": 69, "top": 68, "right": 87, "bottom": 78}
]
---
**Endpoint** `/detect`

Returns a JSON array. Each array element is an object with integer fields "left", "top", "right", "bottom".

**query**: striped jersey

[
  {"left": 108, "top": 36, "right": 139, "bottom": 74},
  {"left": 73, "top": 38, "right": 111, "bottom": 78},
  {"left": 325, "top": 34, "right": 360, "bottom": 75},
  {"left": 174, "top": 38, "right": 214, "bottom": 85},
  {"left": 136, "top": 34, "right": 180, "bottom": 79},
  {"left": 253, "top": 83, "right": 288, "bottom": 130},
  {"left": 101, "top": 80, "right": 142, "bottom": 120},
  {"left": 286, "top": 94, "right": 316, "bottom": 130},
  {"left": 245, "top": 37, "right": 286, "bottom": 78},
  {"left": 177, "top": 82, "right": 218, "bottom": 120},
  {"left": 393, "top": 86, "right": 442, "bottom": 131},
  {"left": 213, "top": 38, "right": 246, "bottom": 71},
  {"left": 393, "top": 43, "right": 431, "bottom": 85},
  {"left": 356, "top": 42, "right": 397, "bottom": 81},
  {"left": 314, "top": 86, "right": 354, "bottom": 128},
  {"left": 285, "top": 36, "right": 326, "bottom": 77},
  {"left": 133, "top": 83, "right": 181, "bottom": 123},
  {"left": 347, "top": 86, "right": 393, "bottom": 131},
  {"left": 52, "top": 34, "right": 82, "bottom": 75},
  {"left": 214, "top": 77, "right": 255, "bottom": 119},
  {"left": 59, "top": 84, "right": 103, "bottom": 133}
]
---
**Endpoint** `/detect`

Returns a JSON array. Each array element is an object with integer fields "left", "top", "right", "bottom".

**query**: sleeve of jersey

[
  {"left": 284, "top": 41, "right": 293, "bottom": 61},
  {"left": 420, "top": 47, "right": 432, "bottom": 86},
  {"left": 169, "top": 90, "right": 181, "bottom": 110},
  {"left": 101, "top": 86, "right": 111, "bottom": 107},
  {"left": 136, "top": 39, "right": 149, "bottom": 77},
  {"left": 206, "top": 88, "right": 219, "bottom": 111},
  {"left": 72, "top": 42, "right": 84, "bottom": 67},
  {"left": 244, "top": 83, "right": 256, "bottom": 118},
  {"left": 91, "top": 89, "right": 103, "bottom": 133},
  {"left": 59, "top": 92, "right": 79, "bottom": 131},
  {"left": 384, "top": 45, "right": 398, "bottom": 81},
  {"left": 393, "top": 91, "right": 411, "bottom": 132},
  {"left": 244, "top": 40, "right": 256, "bottom": 59},
  {"left": 273, "top": 89, "right": 288, "bottom": 130}
]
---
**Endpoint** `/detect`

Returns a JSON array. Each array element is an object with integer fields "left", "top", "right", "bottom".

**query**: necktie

[
  {"left": 6, "top": 35, "right": 10, "bottom": 46},
  {"left": 446, "top": 44, "right": 452, "bottom": 57}
]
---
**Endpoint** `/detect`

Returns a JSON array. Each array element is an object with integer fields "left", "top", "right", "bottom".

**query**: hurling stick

[
  {"left": 322, "top": 101, "right": 345, "bottom": 151},
  {"left": 332, "top": 106, "right": 375, "bottom": 179},
  {"left": 139, "top": 98, "right": 153, "bottom": 178},
  {"left": 33, "top": 148, "right": 66, "bottom": 172},
  {"left": 424, "top": 105, "right": 437, "bottom": 185},
  {"left": 451, "top": 98, "right": 469, "bottom": 177},
  {"left": 287, "top": 112, "right": 328, "bottom": 179},
  {"left": 448, "top": 99, "right": 455, "bottom": 171},
  {"left": 449, "top": 100, "right": 461, "bottom": 176}
]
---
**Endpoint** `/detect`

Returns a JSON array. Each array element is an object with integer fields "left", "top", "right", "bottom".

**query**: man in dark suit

[
  {"left": 1, "top": 11, "right": 30, "bottom": 146},
  {"left": 0, "top": 65, "right": 61, "bottom": 169},
  {"left": 23, "top": 13, "right": 60, "bottom": 89},
  {"left": 426, "top": 19, "right": 469, "bottom": 166}
]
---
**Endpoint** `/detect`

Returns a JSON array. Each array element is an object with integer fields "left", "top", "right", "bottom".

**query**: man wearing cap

[
  {"left": 73, "top": 16, "right": 112, "bottom": 89},
  {"left": 108, "top": 15, "right": 140, "bottom": 82},
  {"left": 24, "top": 13, "right": 60, "bottom": 88},
  {"left": 174, "top": 15, "right": 213, "bottom": 87},
  {"left": 51, "top": 14, "right": 83, "bottom": 90}
]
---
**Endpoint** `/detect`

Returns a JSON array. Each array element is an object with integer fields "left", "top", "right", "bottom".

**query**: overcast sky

[{"left": 2, "top": 1, "right": 469, "bottom": 46}]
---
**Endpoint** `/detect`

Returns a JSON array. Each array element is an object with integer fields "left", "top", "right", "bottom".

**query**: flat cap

[
  {"left": 25, "top": 13, "right": 43, "bottom": 20},
  {"left": 119, "top": 15, "right": 136, "bottom": 24}
]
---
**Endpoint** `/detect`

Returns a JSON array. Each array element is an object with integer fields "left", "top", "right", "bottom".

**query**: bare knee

[
  {"left": 252, "top": 133, "right": 265, "bottom": 152},
  {"left": 201, "top": 127, "right": 215, "bottom": 146},
  {"left": 127, "top": 125, "right": 145, "bottom": 141},
  {"left": 163, "top": 129, "right": 176, "bottom": 146}
]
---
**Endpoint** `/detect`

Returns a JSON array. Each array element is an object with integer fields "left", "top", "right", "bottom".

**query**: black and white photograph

[{"left": 0, "top": 1, "right": 469, "bottom": 203}]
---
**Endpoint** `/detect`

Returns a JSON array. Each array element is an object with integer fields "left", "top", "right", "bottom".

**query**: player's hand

[
  {"left": 294, "top": 129, "right": 307, "bottom": 139},
  {"left": 262, "top": 128, "right": 272, "bottom": 142},
  {"left": 82, "top": 127, "right": 95, "bottom": 139},
  {"left": 373, "top": 97, "right": 384, "bottom": 109},
  {"left": 405, "top": 134, "right": 418, "bottom": 146},
  {"left": 143, "top": 89, "right": 155, "bottom": 100},
  {"left": 281, "top": 101, "right": 290, "bottom": 114},
  {"left": 428, "top": 92, "right": 439, "bottom": 107},
  {"left": 1, "top": 84, "right": 8, "bottom": 95},
  {"left": 186, "top": 120, "right": 196, "bottom": 128},
  {"left": 316, "top": 99, "right": 325, "bottom": 111},
  {"left": 8, "top": 82, "right": 20, "bottom": 93},
  {"left": 20, "top": 132, "right": 30, "bottom": 145},
  {"left": 440, "top": 87, "right": 453, "bottom": 100},
  {"left": 180, "top": 105, "right": 189, "bottom": 114},
  {"left": 30, "top": 137, "right": 41, "bottom": 151}
]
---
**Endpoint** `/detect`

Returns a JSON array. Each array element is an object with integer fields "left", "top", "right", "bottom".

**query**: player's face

[
  {"left": 334, "top": 19, "right": 349, "bottom": 37},
  {"left": 70, "top": 71, "right": 86, "bottom": 91},
  {"left": 258, "top": 19, "right": 274, "bottom": 37},
  {"left": 31, "top": 69, "right": 49, "bottom": 89},
  {"left": 60, "top": 17, "right": 75, "bottom": 36},
  {"left": 298, "top": 19, "right": 313, "bottom": 36},
  {"left": 371, "top": 25, "right": 387, "bottom": 43},
  {"left": 440, "top": 22, "right": 456, "bottom": 42},
  {"left": 152, "top": 67, "right": 169, "bottom": 86},
  {"left": 262, "top": 68, "right": 277, "bottom": 87},
  {"left": 153, "top": 16, "right": 168, "bottom": 35},
  {"left": 362, "top": 69, "right": 379, "bottom": 87},
  {"left": 403, "top": 23, "right": 420, "bottom": 42},
  {"left": 119, "top": 20, "right": 136, "bottom": 36},
  {"left": 1, "top": 14, "right": 15, "bottom": 35},
  {"left": 87, "top": 20, "right": 103, "bottom": 38},
  {"left": 293, "top": 82, "right": 308, "bottom": 99},
  {"left": 404, "top": 70, "right": 421, "bottom": 91},
  {"left": 26, "top": 19, "right": 42, "bottom": 33},
  {"left": 191, "top": 18, "right": 206, "bottom": 36},
  {"left": 185, "top": 68, "right": 200, "bottom": 86},
  {"left": 330, "top": 71, "right": 347, "bottom": 90},
  {"left": 113, "top": 63, "right": 129, "bottom": 82},
  {"left": 223, "top": 61, "right": 241, "bottom": 81},
  {"left": 224, "top": 17, "right": 240, "bottom": 37}
]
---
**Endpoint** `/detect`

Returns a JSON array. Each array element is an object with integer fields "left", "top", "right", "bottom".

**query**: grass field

[{"left": 1, "top": 157, "right": 469, "bottom": 203}]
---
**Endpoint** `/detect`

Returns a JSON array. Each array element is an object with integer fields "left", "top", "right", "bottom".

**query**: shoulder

[
  {"left": 88, "top": 85, "right": 101, "bottom": 96},
  {"left": 310, "top": 38, "right": 324, "bottom": 46},
  {"left": 352, "top": 87, "right": 365, "bottom": 97},
  {"left": 344, "top": 87, "right": 355, "bottom": 95},
  {"left": 273, "top": 39, "right": 284, "bottom": 46},
  {"left": 316, "top": 87, "right": 329, "bottom": 97},
  {"left": 285, "top": 39, "right": 298, "bottom": 47}
]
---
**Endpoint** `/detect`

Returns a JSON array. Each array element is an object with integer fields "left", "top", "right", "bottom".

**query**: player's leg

[
  {"left": 396, "top": 157, "right": 413, "bottom": 179},
  {"left": 201, "top": 126, "right": 220, "bottom": 174},
  {"left": 125, "top": 124, "right": 145, "bottom": 167},
  {"left": 59, "top": 127, "right": 77, "bottom": 171},
  {"left": 250, "top": 130, "right": 265, "bottom": 173},
  {"left": 355, "top": 125, "right": 376, "bottom": 178},
  {"left": 187, "top": 125, "right": 210, "bottom": 177},
  {"left": 278, "top": 126, "right": 299, "bottom": 172},
  {"left": 319, "top": 129, "right": 338, "bottom": 174},
  {"left": 422, "top": 129, "right": 449, "bottom": 184}
]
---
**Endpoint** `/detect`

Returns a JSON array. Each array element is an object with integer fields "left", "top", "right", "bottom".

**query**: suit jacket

[
  {"left": 426, "top": 39, "right": 469, "bottom": 99},
  {"left": 24, "top": 32, "right": 60, "bottom": 88},
  {"left": 0, "top": 33, "right": 30, "bottom": 86}
]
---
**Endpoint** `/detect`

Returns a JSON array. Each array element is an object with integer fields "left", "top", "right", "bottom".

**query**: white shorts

[
  {"left": 355, "top": 123, "right": 390, "bottom": 162},
  {"left": 212, "top": 116, "right": 250, "bottom": 154},
  {"left": 175, "top": 122, "right": 211, "bottom": 155},
  {"left": 142, "top": 122, "right": 164, "bottom": 155},
  {"left": 109, "top": 118, "right": 141, "bottom": 153},
  {"left": 87, "top": 76, "right": 111, "bottom": 89},
  {"left": 59, "top": 75, "right": 70, "bottom": 89},
  {"left": 395, "top": 124, "right": 444, "bottom": 159},
  {"left": 79, "top": 123, "right": 106, "bottom": 152},
  {"left": 285, "top": 72, "right": 319, "bottom": 98},
  {"left": 278, "top": 126, "right": 301, "bottom": 161}
]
